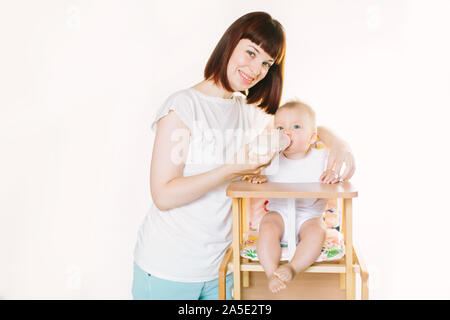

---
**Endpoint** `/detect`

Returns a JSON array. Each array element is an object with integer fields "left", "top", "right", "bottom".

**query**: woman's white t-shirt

[{"left": 134, "top": 88, "right": 271, "bottom": 282}]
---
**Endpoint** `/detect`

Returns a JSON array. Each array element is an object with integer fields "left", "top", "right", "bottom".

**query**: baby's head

[{"left": 275, "top": 100, "right": 317, "bottom": 157}]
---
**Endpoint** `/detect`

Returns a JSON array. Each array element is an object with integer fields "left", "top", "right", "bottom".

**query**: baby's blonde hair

[{"left": 277, "top": 99, "right": 317, "bottom": 131}]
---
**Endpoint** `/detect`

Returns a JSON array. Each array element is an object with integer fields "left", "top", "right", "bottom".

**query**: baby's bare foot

[
  {"left": 274, "top": 263, "right": 296, "bottom": 283},
  {"left": 267, "top": 274, "right": 286, "bottom": 293}
]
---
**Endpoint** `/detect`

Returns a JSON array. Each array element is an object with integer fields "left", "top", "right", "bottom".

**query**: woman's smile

[{"left": 238, "top": 70, "right": 255, "bottom": 84}]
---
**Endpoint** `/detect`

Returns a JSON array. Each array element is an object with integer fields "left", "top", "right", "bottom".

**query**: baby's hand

[
  {"left": 320, "top": 169, "right": 340, "bottom": 184},
  {"left": 242, "top": 174, "right": 268, "bottom": 184}
]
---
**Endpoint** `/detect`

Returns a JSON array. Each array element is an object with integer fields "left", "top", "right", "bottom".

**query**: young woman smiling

[{"left": 132, "top": 11, "right": 355, "bottom": 300}]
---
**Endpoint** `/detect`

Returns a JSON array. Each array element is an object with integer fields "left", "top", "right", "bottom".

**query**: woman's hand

[
  {"left": 226, "top": 142, "right": 277, "bottom": 178},
  {"left": 320, "top": 169, "right": 339, "bottom": 184},
  {"left": 320, "top": 140, "right": 355, "bottom": 183},
  {"left": 242, "top": 174, "right": 268, "bottom": 184}
]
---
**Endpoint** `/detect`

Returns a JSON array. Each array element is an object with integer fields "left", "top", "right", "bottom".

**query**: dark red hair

[{"left": 204, "top": 12, "right": 286, "bottom": 115}]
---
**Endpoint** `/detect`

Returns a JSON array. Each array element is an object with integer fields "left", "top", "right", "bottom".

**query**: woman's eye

[
  {"left": 263, "top": 62, "right": 271, "bottom": 68},
  {"left": 293, "top": 125, "right": 302, "bottom": 129},
  {"left": 247, "top": 50, "right": 255, "bottom": 57},
  {"left": 276, "top": 126, "right": 284, "bottom": 130}
]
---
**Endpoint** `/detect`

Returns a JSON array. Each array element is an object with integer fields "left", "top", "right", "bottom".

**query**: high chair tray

[{"left": 226, "top": 181, "right": 358, "bottom": 199}]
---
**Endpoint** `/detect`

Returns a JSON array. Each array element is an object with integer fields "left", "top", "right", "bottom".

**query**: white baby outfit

[{"left": 265, "top": 148, "right": 328, "bottom": 244}]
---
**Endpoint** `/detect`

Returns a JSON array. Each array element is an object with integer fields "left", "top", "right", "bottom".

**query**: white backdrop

[{"left": 1, "top": 0, "right": 450, "bottom": 299}]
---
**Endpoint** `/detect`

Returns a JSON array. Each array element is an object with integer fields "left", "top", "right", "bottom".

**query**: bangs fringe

[{"left": 242, "top": 21, "right": 285, "bottom": 64}]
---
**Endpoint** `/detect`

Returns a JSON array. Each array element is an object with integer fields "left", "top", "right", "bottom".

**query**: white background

[{"left": 1, "top": 0, "right": 450, "bottom": 299}]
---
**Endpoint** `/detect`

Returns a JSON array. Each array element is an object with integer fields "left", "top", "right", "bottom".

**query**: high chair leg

[
  {"left": 340, "top": 273, "right": 345, "bottom": 290},
  {"left": 343, "top": 198, "right": 355, "bottom": 300},
  {"left": 243, "top": 259, "right": 250, "bottom": 288},
  {"left": 232, "top": 198, "right": 242, "bottom": 300}
]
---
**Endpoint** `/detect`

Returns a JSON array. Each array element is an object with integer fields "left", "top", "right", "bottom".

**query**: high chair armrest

[
  {"left": 219, "top": 247, "right": 233, "bottom": 300},
  {"left": 353, "top": 245, "right": 369, "bottom": 281},
  {"left": 219, "top": 247, "right": 233, "bottom": 275},
  {"left": 353, "top": 245, "right": 369, "bottom": 300},
  {"left": 226, "top": 181, "right": 358, "bottom": 199}
]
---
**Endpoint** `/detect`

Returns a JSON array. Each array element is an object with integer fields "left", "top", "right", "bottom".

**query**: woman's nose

[{"left": 249, "top": 60, "right": 262, "bottom": 76}]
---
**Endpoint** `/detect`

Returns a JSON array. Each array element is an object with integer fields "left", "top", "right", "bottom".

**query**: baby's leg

[
  {"left": 275, "top": 217, "right": 326, "bottom": 282},
  {"left": 257, "top": 211, "right": 286, "bottom": 293}
]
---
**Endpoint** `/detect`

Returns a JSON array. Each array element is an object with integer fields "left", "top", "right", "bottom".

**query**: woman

[{"left": 132, "top": 12, "right": 355, "bottom": 300}]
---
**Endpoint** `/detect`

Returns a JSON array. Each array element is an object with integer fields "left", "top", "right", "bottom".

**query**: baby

[{"left": 247, "top": 100, "right": 339, "bottom": 293}]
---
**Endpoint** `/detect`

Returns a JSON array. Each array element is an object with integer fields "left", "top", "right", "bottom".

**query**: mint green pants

[{"left": 132, "top": 262, "right": 234, "bottom": 300}]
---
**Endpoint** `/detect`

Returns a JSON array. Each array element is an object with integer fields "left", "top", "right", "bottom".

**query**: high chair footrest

[{"left": 228, "top": 261, "right": 361, "bottom": 274}]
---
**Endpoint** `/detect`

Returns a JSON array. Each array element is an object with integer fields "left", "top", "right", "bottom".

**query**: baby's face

[{"left": 274, "top": 107, "right": 316, "bottom": 155}]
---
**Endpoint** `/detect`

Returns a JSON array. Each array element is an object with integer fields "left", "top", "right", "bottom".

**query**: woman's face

[{"left": 226, "top": 39, "right": 274, "bottom": 92}]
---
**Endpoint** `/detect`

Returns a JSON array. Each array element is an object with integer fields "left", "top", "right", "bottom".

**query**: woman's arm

[
  {"left": 150, "top": 111, "right": 230, "bottom": 210},
  {"left": 150, "top": 111, "right": 272, "bottom": 211},
  {"left": 317, "top": 126, "right": 356, "bottom": 182}
]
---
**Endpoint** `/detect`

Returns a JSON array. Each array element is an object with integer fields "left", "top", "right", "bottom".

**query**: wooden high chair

[{"left": 218, "top": 180, "right": 369, "bottom": 300}]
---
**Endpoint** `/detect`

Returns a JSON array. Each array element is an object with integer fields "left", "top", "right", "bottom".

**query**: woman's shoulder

[
  {"left": 163, "top": 88, "right": 197, "bottom": 106},
  {"left": 150, "top": 89, "right": 197, "bottom": 133}
]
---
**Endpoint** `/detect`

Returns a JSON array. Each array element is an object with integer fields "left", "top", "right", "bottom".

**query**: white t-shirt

[{"left": 134, "top": 88, "right": 271, "bottom": 282}]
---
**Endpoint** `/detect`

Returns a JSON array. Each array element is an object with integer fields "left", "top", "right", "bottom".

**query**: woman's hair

[{"left": 204, "top": 12, "right": 286, "bottom": 115}]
